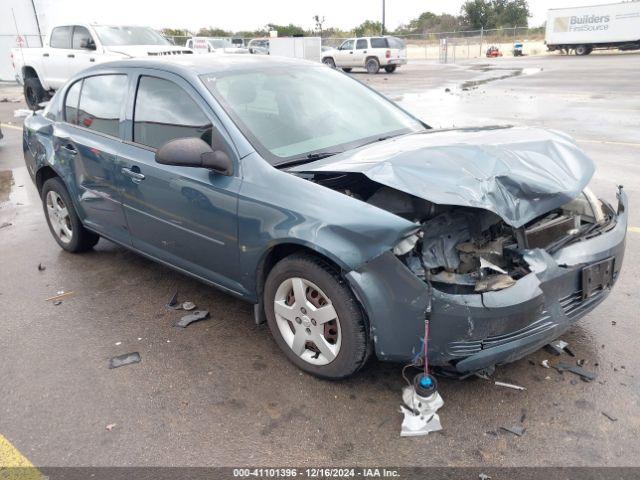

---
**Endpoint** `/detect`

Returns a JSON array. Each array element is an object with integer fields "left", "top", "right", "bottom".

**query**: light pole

[{"left": 382, "top": 0, "right": 386, "bottom": 35}]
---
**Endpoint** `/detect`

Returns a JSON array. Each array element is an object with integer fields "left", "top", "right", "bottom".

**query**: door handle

[
  {"left": 121, "top": 167, "right": 145, "bottom": 183},
  {"left": 90, "top": 58, "right": 95, "bottom": 62},
  {"left": 43, "top": 53, "right": 49, "bottom": 57},
  {"left": 67, "top": 53, "right": 75, "bottom": 58},
  {"left": 363, "top": 50, "right": 367, "bottom": 53},
  {"left": 61, "top": 143, "right": 77, "bottom": 155}
]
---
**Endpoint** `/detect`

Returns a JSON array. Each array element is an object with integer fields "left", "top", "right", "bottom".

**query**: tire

[
  {"left": 384, "top": 65, "right": 397, "bottom": 73},
  {"left": 322, "top": 57, "right": 336, "bottom": 68},
  {"left": 41, "top": 177, "right": 99, "bottom": 253},
  {"left": 24, "top": 76, "right": 49, "bottom": 110},
  {"left": 342, "top": 67, "right": 352, "bottom": 73},
  {"left": 575, "top": 45, "right": 592, "bottom": 56},
  {"left": 366, "top": 57, "right": 380, "bottom": 74},
  {"left": 264, "top": 253, "right": 370, "bottom": 379}
]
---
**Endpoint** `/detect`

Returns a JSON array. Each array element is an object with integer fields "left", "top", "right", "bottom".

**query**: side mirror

[
  {"left": 80, "top": 38, "right": 96, "bottom": 50},
  {"left": 155, "top": 137, "right": 233, "bottom": 176}
]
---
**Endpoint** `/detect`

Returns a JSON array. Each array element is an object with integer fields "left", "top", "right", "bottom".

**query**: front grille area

[
  {"left": 448, "top": 315, "right": 556, "bottom": 357},
  {"left": 559, "top": 288, "right": 607, "bottom": 319},
  {"left": 147, "top": 50, "right": 193, "bottom": 56}
]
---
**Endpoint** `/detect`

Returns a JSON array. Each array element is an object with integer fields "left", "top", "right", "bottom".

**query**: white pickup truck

[{"left": 11, "top": 24, "right": 193, "bottom": 109}]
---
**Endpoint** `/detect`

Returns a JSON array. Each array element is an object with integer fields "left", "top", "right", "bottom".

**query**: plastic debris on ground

[
  {"left": 45, "top": 291, "right": 74, "bottom": 302},
  {"left": 494, "top": 381, "right": 526, "bottom": 391},
  {"left": 37, "top": 263, "right": 46, "bottom": 271},
  {"left": 546, "top": 339, "right": 570, "bottom": 356},
  {"left": 602, "top": 411, "right": 618, "bottom": 422},
  {"left": 165, "top": 290, "right": 182, "bottom": 310},
  {"left": 541, "top": 359, "right": 550, "bottom": 368},
  {"left": 479, "top": 474, "right": 491, "bottom": 480},
  {"left": 182, "top": 301, "right": 196, "bottom": 311},
  {"left": 500, "top": 425, "right": 526, "bottom": 436},
  {"left": 176, "top": 310, "right": 210, "bottom": 329},
  {"left": 105, "top": 423, "right": 116, "bottom": 431},
  {"left": 554, "top": 362, "right": 596, "bottom": 382},
  {"left": 400, "top": 374, "right": 444, "bottom": 437},
  {"left": 108, "top": 352, "right": 141, "bottom": 369}
]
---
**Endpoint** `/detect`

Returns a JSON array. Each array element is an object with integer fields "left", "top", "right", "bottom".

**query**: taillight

[{"left": 385, "top": 50, "right": 391, "bottom": 59}]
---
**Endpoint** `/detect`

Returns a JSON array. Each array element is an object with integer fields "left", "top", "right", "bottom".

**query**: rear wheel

[
  {"left": 322, "top": 57, "right": 336, "bottom": 68},
  {"left": 24, "top": 76, "right": 49, "bottom": 110},
  {"left": 575, "top": 45, "right": 592, "bottom": 56},
  {"left": 264, "top": 254, "right": 369, "bottom": 379},
  {"left": 41, "top": 177, "right": 99, "bottom": 252},
  {"left": 366, "top": 58, "right": 380, "bottom": 74},
  {"left": 384, "top": 65, "right": 397, "bottom": 73}
]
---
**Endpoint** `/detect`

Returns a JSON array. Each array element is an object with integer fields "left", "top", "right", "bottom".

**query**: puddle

[
  {"left": 0, "top": 168, "right": 32, "bottom": 207},
  {"left": 461, "top": 67, "right": 542, "bottom": 90}
]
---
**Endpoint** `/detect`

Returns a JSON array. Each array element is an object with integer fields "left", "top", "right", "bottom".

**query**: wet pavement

[{"left": 0, "top": 54, "right": 639, "bottom": 467}]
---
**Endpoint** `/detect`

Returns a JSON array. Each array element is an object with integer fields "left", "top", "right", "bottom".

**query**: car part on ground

[
  {"left": 400, "top": 373, "right": 444, "bottom": 437},
  {"left": 108, "top": 352, "right": 141, "bottom": 369}
]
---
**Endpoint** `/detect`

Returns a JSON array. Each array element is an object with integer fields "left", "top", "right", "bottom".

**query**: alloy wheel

[
  {"left": 273, "top": 277, "right": 341, "bottom": 366},
  {"left": 46, "top": 190, "right": 73, "bottom": 244}
]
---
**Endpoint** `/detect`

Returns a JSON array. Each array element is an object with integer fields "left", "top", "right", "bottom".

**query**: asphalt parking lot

[{"left": 1, "top": 53, "right": 639, "bottom": 468}]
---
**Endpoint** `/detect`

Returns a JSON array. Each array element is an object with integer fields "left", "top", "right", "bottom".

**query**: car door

[
  {"left": 353, "top": 38, "right": 369, "bottom": 67},
  {"left": 335, "top": 39, "right": 355, "bottom": 66},
  {"left": 46, "top": 26, "right": 73, "bottom": 88},
  {"left": 118, "top": 71, "right": 243, "bottom": 292},
  {"left": 69, "top": 26, "right": 98, "bottom": 76},
  {"left": 53, "top": 73, "right": 130, "bottom": 244}
]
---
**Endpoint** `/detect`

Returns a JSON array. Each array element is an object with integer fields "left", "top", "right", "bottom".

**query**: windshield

[
  {"left": 201, "top": 66, "right": 423, "bottom": 165},
  {"left": 93, "top": 26, "right": 170, "bottom": 46}
]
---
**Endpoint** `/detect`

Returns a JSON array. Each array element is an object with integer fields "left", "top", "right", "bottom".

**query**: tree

[
  {"left": 396, "top": 11, "right": 467, "bottom": 34},
  {"left": 354, "top": 20, "right": 383, "bottom": 37},
  {"left": 266, "top": 23, "right": 305, "bottom": 37},
  {"left": 313, "top": 15, "right": 326, "bottom": 37},
  {"left": 196, "top": 26, "right": 232, "bottom": 37},
  {"left": 460, "top": 0, "right": 530, "bottom": 29}
]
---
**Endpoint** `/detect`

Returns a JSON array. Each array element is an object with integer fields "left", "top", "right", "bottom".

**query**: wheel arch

[
  {"left": 35, "top": 165, "right": 60, "bottom": 195},
  {"left": 22, "top": 65, "right": 40, "bottom": 80}
]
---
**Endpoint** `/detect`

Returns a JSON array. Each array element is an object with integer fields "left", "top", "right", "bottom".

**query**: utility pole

[{"left": 382, "top": 0, "right": 386, "bottom": 35}]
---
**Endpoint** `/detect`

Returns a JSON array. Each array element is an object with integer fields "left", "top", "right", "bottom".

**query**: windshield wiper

[{"left": 277, "top": 151, "right": 342, "bottom": 168}]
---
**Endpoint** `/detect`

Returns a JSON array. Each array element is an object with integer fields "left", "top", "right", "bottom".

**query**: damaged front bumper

[{"left": 346, "top": 189, "right": 628, "bottom": 373}]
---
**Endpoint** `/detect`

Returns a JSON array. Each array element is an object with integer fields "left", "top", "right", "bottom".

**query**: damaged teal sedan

[{"left": 22, "top": 55, "right": 627, "bottom": 379}]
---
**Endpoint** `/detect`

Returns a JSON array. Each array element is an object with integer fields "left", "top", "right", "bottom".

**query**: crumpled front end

[{"left": 346, "top": 188, "right": 627, "bottom": 372}]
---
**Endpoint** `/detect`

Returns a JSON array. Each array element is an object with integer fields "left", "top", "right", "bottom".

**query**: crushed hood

[{"left": 292, "top": 127, "right": 595, "bottom": 228}]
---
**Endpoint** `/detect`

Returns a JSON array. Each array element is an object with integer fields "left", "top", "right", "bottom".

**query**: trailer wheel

[{"left": 575, "top": 45, "right": 592, "bottom": 56}]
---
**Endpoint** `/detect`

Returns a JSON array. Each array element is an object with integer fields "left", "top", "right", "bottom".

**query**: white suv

[{"left": 321, "top": 36, "right": 407, "bottom": 74}]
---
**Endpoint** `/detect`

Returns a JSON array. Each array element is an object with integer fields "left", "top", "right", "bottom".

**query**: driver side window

[{"left": 340, "top": 40, "right": 354, "bottom": 51}]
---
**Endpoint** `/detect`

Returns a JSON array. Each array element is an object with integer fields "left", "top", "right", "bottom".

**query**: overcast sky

[{"left": 33, "top": 0, "right": 619, "bottom": 32}]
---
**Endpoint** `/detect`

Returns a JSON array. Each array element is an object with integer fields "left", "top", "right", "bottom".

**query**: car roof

[{"left": 83, "top": 54, "right": 318, "bottom": 77}]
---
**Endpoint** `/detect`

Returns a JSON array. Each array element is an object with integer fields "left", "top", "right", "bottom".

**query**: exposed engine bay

[{"left": 300, "top": 172, "right": 615, "bottom": 294}]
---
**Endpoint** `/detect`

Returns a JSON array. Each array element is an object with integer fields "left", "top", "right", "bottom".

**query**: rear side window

[
  {"left": 50, "top": 26, "right": 72, "bottom": 49},
  {"left": 72, "top": 26, "right": 93, "bottom": 49},
  {"left": 370, "top": 38, "right": 388, "bottom": 49},
  {"left": 133, "top": 76, "right": 212, "bottom": 150},
  {"left": 64, "top": 80, "right": 82, "bottom": 124},
  {"left": 77, "top": 75, "right": 127, "bottom": 137},
  {"left": 387, "top": 37, "right": 406, "bottom": 49},
  {"left": 356, "top": 39, "right": 368, "bottom": 49}
]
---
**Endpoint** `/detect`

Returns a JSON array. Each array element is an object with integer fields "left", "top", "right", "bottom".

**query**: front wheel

[
  {"left": 322, "top": 57, "right": 336, "bottom": 68},
  {"left": 366, "top": 58, "right": 380, "bottom": 74},
  {"left": 384, "top": 65, "right": 397, "bottom": 73},
  {"left": 264, "top": 254, "right": 370, "bottom": 379},
  {"left": 42, "top": 177, "right": 99, "bottom": 252}
]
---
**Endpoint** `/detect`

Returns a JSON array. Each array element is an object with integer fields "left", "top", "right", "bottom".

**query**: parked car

[
  {"left": 186, "top": 37, "right": 249, "bottom": 54},
  {"left": 513, "top": 42, "right": 524, "bottom": 56},
  {"left": 11, "top": 24, "right": 193, "bottom": 109},
  {"left": 486, "top": 45, "right": 503, "bottom": 57},
  {"left": 247, "top": 38, "right": 269, "bottom": 55},
  {"left": 22, "top": 55, "right": 627, "bottom": 379},
  {"left": 322, "top": 36, "right": 407, "bottom": 74}
]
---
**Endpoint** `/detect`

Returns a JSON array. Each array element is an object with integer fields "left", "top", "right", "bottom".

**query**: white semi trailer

[{"left": 545, "top": 1, "right": 640, "bottom": 55}]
